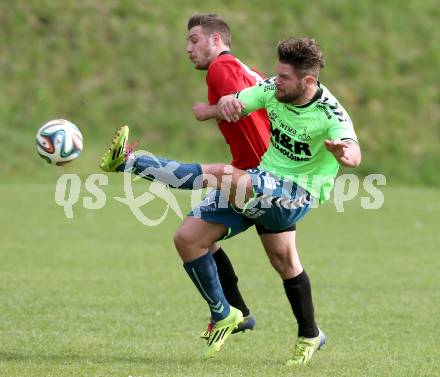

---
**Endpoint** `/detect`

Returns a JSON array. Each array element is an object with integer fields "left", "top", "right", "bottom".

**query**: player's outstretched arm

[
  {"left": 192, "top": 103, "right": 218, "bottom": 121},
  {"left": 217, "top": 94, "right": 245, "bottom": 122},
  {"left": 324, "top": 139, "right": 362, "bottom": 168}
]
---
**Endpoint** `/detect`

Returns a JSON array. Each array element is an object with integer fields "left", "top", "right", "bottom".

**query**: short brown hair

[
  {"left": 187, "top": 13, "right": 231, "bottom": 47},
  {"left": 277, "top": 38, "right": 325, "bottom": 78}
]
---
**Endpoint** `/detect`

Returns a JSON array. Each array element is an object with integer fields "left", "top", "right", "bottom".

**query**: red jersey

[{"left": 206, "top": 52, "right": 270, "bottom": 169}]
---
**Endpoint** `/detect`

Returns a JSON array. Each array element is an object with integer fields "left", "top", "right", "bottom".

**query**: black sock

[
  {"left": 212, "top": 248, "right": 250, "bottom": 317},
  {"left": 283, "top": 270, "right": 319, "bottom": 338}
]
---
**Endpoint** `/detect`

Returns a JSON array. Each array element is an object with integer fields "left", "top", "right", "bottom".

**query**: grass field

[{"left": 1, "top": 176, "right": 439, "bottom": 377}]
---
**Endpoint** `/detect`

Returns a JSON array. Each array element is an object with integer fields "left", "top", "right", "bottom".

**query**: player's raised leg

[
  {"left": 100, "top": 126, "right": 204, "bottom": 190},
  {"left": 99, "top": 126, "right": 254, "bottom": 206}
]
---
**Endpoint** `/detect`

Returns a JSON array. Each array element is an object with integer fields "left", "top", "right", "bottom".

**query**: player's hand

[
  {"left": 217, "top": 95, "right": 245, "bottom": 123},
  {"left": 324, "top": 139, "right": 361, "bottom": 167},
  {"left": 192, "top": 103, "right": 216, "bottom": 121}
]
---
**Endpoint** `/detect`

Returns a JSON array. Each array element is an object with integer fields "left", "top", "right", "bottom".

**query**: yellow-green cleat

[
  {"left": 285, "top": 329, "right": 326, "bottom": 366},
  {"left": 203, "top": 306, "right": 243, "bottom": 359},
  {"left": 200, "top": 312, "right": 256, "bottom": 340},
  {"left": 99, "top": 126, "right": 129, "bottom": 172}
]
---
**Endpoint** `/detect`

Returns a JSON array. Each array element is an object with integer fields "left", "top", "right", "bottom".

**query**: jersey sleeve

[
  {"left": 326, "top": 107, "right": 358, "bottom": 143},
  {"left": 207, "top": 62, "right": 247, "bottom": 97},
  {"left": 235, "top": 79, "right": 273, "bottom": 115}
]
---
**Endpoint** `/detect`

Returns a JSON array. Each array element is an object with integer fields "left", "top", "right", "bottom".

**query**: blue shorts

[{"left": 188, "top": 168, "right": 313, "bottom": 240}]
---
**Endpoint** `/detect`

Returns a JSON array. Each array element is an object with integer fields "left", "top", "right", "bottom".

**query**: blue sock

[
  {"left": 183, "top": 252, "right": 230, "bottom": 322},
  {"left": 117, "top": 154, "right": 203, "bottom": 190}
]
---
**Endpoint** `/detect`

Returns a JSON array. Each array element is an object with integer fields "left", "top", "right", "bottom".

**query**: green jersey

[{"left": 236, "top": 77, "right": 358, "bottom": 203}]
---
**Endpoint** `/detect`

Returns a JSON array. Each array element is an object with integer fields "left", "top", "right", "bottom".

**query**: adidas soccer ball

[{"left": 36, "top": 119, "right": 83, "bottom": 165}]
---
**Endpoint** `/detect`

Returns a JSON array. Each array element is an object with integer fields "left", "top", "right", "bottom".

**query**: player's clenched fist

[{"left": 217, "top": 94, "right": 245, "bottom": 123}]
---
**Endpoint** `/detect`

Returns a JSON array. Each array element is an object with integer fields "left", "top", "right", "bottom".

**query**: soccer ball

[{"left": 36, "top": 119, "right": 83, "bottom": 165}]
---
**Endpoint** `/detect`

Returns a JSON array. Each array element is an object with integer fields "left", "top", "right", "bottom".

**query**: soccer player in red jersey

[
  {"left": 189, "top": 39, "right": 270, "bottom": 169},
  {"left": 185, "top": 13, "right": 271, "bottom": 337}
]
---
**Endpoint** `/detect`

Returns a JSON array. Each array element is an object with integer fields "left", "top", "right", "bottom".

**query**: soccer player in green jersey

[
  {"left": 100, "top": 37, "right": 361, "bottom": 365},
  {"left": 218, "top": 38, "right": 361, "bottom": 203}
]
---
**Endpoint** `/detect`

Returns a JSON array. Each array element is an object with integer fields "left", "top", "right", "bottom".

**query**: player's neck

[
  {"left": 292, "top": 85, "right": 319, "bottom": 106},
  {"left": 215, "top": 45, "right": 230, "bottom": 57}
]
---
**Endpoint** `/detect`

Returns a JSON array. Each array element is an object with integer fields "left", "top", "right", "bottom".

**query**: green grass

[{"left": 1, "top": 176, "right": 439, "bottom": 376}]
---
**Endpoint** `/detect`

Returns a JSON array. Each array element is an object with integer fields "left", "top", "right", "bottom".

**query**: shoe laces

[
  {"left": 125, "top": 140, "right": 139, "bottom": 162},
  {"left": 293, "top": 340, "right": 306, "bottom": 355},
  {"left": 206, "top": 321, "right": 215, "bottom": 333},
  {"left": 292, "top": 337, "right": 314, "bottom": 360}
]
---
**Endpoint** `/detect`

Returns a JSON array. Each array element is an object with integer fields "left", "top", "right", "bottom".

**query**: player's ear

[
  {"left": 304, "top": 75, "right": 316, "bottom": 87},
  {"left": 211, "top": 32, "right": 221, "bottom": 46}
]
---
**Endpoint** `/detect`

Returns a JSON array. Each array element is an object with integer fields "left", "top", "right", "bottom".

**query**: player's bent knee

[
  {"left": 173, "top": 228, "right": 208, "bottom": 252},
  {"left": 269, "top": 256, "right": 286, "bottom": 274},
  {"left": 267, "top": 251, "right": 300, "bottom": 279},
  {"left": 173, "top": 229, "right": 192, "bottom": 251}
]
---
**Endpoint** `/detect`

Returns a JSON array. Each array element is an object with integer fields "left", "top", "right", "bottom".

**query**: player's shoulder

[
  {"left": 316, "top": 84, "right": 351, "bottom": 124},
  {"left": 237, "top": 76, "right": 276, "bottom": 101},
  {"left": 207, "top": 55, "right": 240, "bottom": 84},
  {"left": 257, "top": 76, "right": 277, "bottom": 91},
  {"left": 209, "top": 53, "right": 239, "bottom": 71},
  {"left": 244, "top": 76, "right": 277, "bottom": 98}
]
